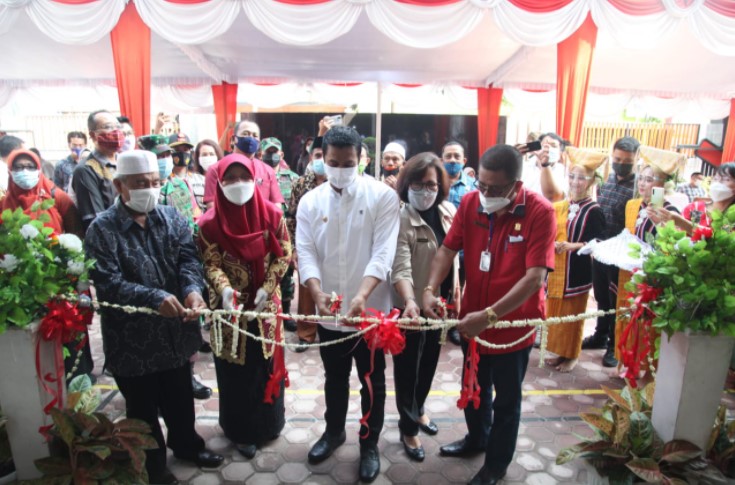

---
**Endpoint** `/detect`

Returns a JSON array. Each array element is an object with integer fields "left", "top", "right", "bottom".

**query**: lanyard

[{"left": 485, "top": 213, "right": 496, "bottom": 253}]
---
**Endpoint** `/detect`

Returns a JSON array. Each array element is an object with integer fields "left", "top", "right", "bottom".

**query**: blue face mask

[
  {"left": 158, "top": 157, "right": 173, "bottom": 179},
  {"left": 444, "top": 162, "right": 462, "bottom": 177},
  {"left": 71, "top": 148, "right": 84, "bottom": 158},
  {"left": 236, "top": 136, "right": 260, "bottom": 154},
  {"left": 11, "top": 169, "right": 40, "bottom": 190},
  {"left": 312, "top": 158, "right": 326, "bottom": 176}
]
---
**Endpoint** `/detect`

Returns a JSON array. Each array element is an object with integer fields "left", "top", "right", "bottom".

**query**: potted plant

[
  {"left": 624, "top": 205, "right": 735, "bottom": 450},
  {"left": 0, "top": 202, "right": 94, "bottom": 479},
  {"left": 24, "top": 375, "right": 158, "bottom": 485},
  {"left": 556, "top": 381, "right": 726, "bottom": 484},
  {"left": 0, "top": 407, "right": 15, "bottom": 485}
]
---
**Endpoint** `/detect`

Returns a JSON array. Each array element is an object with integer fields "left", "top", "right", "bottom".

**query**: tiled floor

[{"left": 86, "top": 309, "right": 735, "bottom": 485}]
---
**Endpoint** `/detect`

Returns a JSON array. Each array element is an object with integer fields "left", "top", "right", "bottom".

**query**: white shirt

[
  {"left": 296, "top": 175, "right": 400, "bottom": 332},
  {"left": 522, "top": 156, "right": 567, "bottom": 198}
]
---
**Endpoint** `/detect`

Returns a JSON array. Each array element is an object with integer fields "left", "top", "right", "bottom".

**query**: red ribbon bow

[
  {"left": 618, "top": 282, "right": 661, "bottom": 387},
  {"left": 457, "top": 339, "right": 481, "bottom": 410},
  {"left": 264, "top": 313, "right": 290, "bottom": 404},
  {"left": 692, "top": 225, "right": 713, "bottom": 242},
  {"left": 329, "top": 293, "right": 343, "bottom": 314}
]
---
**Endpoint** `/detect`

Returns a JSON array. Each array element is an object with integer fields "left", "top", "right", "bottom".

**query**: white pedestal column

[
  {"left": 652, "top": 331, "right": 734, "bottom": 450},
  {"left": 0, "top": 323, "right": 63, "bottom": 479}
]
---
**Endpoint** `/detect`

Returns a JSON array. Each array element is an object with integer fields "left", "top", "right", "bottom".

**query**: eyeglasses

[
  {"left": 639, "top": 176, "right": 663, "bottom": 184},
  {"left": 409, "top": 182, "right": 440, "bottom": 192},
  {"left": 568, "top": 174, "right": 592, "bottom": 182},
  {"left": 713, "top": 175, "right": 733, "bottom": 183},
  {"left": 97, "top": 123, "right": 122, "bottom": 131},
  {"left": 473, "top": 180, "right": 514, "bottom": 197}
]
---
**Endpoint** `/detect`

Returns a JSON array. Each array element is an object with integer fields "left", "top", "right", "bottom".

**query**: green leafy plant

[
  {"left": 0, "top": 203, "right": 94, "bottom": 333},
  {"left": 18, "top": 376, "right": 156, "bottom": 484},
  {"left": 557, "top": 381, "right": 726, "bottom": 484},
  {"left": 627, "top": 205, "right": 735, "bottom": 338}
]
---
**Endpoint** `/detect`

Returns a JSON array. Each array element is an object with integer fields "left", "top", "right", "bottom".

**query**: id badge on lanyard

[{"left": 479, "top": 214, "right": 495, "bottom": 273}]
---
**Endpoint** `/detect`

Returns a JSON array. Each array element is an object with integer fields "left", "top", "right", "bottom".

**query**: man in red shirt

[{"left": 423, "top": 144, "right": 556, "bottom": 485}]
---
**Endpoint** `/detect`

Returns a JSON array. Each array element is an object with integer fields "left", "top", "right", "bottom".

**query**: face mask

[
  {"left": 382, "top": 167, "right": 400, "bottom": 178},
  {"left": 547, "top": 147, "right": 561, "bottom": 165},
  {"left": 71, "top": 148, "right": 83, "bottom": 159},
  {"left": 324, "top": 165, "right": 358, "bottom": 189},
  {"left": 11, "top": 169, "right": 40, "bottom": 190},
  {"left": 408, "top": 189, "right": 437, "bottom": 211},
  {"left": 263, "top": 152, "right": 281, "bottom": 168},
  {"left": 613, "top": 162, "right": 633, "bottom": 179},
  {"left": 158, "top": 157, "right": 173, "bottom": 179},
  {"left": 125, "top": 187, "right": 160, "bottom": 214},
  {"left": 358, "top": 162, "right": 367, "bottom": 175},
  {"left": 221, "top": 181, "right": 255, "bottom": 205},
  {"left": 121, "top": 135, "right": 136, "bottom": 152},
  {"left": 444, "top": 162, "right": 462, "bottom": 177},
  {"left": 173, "top": 152, "right": 191, "bottom": 167},
  {"left": 236, "top": 136, "right": 259, "bottom": 154},
  {"left": 95, "top": 129, "right": 124, "bottom": 152},
  {"left": 199, "top": 155, "right": 217, "bottom": 171},
  {"left": 709, "top": 182, "right": 734, "bottom": 202},
  {"left": 312, "top": 158, "right": 326, "bottom": 176},
  {"left": 479, "top": 184, "right": 514, "bottom": 215}
]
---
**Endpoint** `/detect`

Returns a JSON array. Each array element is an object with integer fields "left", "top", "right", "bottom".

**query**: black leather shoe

[
  {"left": 439, "top": 438, "right": 484, "bottom": 457},
  {"left": 602, "top": 348, "right": 619, "bottom": 368},
  {"left": 468, "top": 467, "right": 506, "bottom": 485},
  {"left": 236, "top": 443, "right": 257, "bottom": 459},
  {"left": 192, "top": 377, "right": 212, "bottom": 400},
  {"left": 417, "top": 419, "right": 438, "bottom": 436},
  {"left": 149, "top": 468, "right": 180, "bottom": 484},
  {"left": 293, "top": 338, "right": 310, "bottom": 353},
  {"left": 401, "top": 435, "right": 425, "bottom": 462},
  {"left": 199, "top": 341, "right": 212, "bottom": 353},
  {"left": 359, "top": 444, "right": 380, "bottom": 482},
  {"left": 174, "top": 449, "right": 224, "bottom": 468},
  {"left": 283, "top": 318, "right": 297, "bottom": 332},
  {"left": 448, "top": 328, "right": 462, "bottom": 346},
  {"left": 308, "top": 431, "right": 346, "bottom": 464},
  {"left": 582, "top": 334, "right": 608, "bottom": 349}
]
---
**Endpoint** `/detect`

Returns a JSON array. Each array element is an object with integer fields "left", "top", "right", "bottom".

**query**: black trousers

[
  {"left": 318, "top": 325, "right": 386, "bottom": 446},
  {"left": 461, "top": 343, "right": 531, "bottom": 475},
  {"left": 591, "top": 260, "right": 619, "bottom": 347},
  {"left": 393, "top": 328, "right": 441, "bottom": 436},
  {"left": 114, "top": 364, "right": 205, "bottom": 478}
]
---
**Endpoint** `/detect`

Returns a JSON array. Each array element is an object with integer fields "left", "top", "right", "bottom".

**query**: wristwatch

[
  {"left": 540, "top": 162, "right": 553, "bottom": 168},
  {"left": 423, "top": 285, "right": 436, "bottom": 295},
  {"left": 485, "top": 307, "right": 498, "bottom": 327}
]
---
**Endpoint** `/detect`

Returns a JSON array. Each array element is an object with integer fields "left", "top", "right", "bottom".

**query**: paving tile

[
  {"left": 516, "top": 452, "right": 546, "bottom": 472},
  {"left": 385, "top": 463, "right": 417, "bottom": 483},
  {"left": 276, "top": 462, "right": 311, "bottom": 483},
  {"left": 188, "top": 474, "right": 223, "bottom": 485},
  {"left": 525, "top": 471, "right": 561, "bottom": 485},
  {"left": 252, "top": 451, "right": 281, "bottom": 472},
  {"left": 221, "top": 462, "right": 255, "bottom": 481},
  {"left": 243, "top": 472, "right": 280, "bottom": 485},
  {"left": 331, "top": 461, "right": 359, "bottom": 483}
]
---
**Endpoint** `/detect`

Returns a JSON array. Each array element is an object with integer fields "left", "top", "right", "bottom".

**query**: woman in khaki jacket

[{"left": 392, "top": 152, "right": 461, "bottom": 462}]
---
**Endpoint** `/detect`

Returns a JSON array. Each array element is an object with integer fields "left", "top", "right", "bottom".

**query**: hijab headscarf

[
  {"left": 197, "top": 154, "right": 283, "bottom": 293},
  {"left": 1, "top": 149, "right": 64, "bottom": 233}
]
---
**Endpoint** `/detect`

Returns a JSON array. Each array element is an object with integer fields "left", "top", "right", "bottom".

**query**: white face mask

[
  {"left": 408, "top": 189, "right": 437, "bottom": 211},
  {"left": 11, "top": 169, "right": 40, "bottom": 190},
  {"left": 709, "top": 182, "right": 734, "bottom": 203},
  {"left": 547, "top": 147, "right": 561, "bottom": 165},
  {"left": 125, "top": 187, "right": 160, "bottom": 213},
  {"left": 479, "top": 184, "right": 515, "bottom": 215},
  {"left": 122, "top": 135, "right": 136, "bottom": 152},
  {"left": 221, "top": 181, "right": 255, "bottom": 206},
  {"left": 199, "top": 155, "right": 218, "bottom": 171},
  {"left": 324, "top": 165, "right": 358, "bottom": 189}
]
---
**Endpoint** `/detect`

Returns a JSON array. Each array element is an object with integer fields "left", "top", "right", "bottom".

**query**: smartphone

[
  {"left": 525, "top": 141, "right": 542, "bottom": 152},
  {"left": 651, "top": 187, "right": 664, "bottom": 208},
  {"left": 326, "top": 115, "right": 343, "bottom": 126}
]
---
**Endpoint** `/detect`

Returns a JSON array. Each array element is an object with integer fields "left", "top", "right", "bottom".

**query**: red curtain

[
  {"left": 723, "top": 99, "right": 735, "bottom": 163},
  {"left": 212, "top": 82, "right": 239, "bottom": 142},
  {"left": 110, "top": 2, "right": 151, "bottom": 135},
  {"left": 477, "top": 86, "right": 503, "bottom": 155},
  {"left": 556, "top": 13, "right": 597, "bottom": 147}
]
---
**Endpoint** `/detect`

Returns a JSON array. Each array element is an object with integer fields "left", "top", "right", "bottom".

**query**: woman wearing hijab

[
  {"left": 1, "top": 149, "right": 82, "bottom": 237},
  {"left": 197, "top": 154, "right": 292, "bottom": 459},
  {"left": 545, "top": 148, "right": 605, "bottom": 373}
]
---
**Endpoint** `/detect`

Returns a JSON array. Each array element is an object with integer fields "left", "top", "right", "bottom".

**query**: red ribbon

[
  {"left": 692, "top": 225, "right": 713, "bottom": 241},
  {"left": 354, "top": 309, "right": 405, "bottom": 439},
  {"left": 618, "top": 282, "right": 661, "bottom": 387},
  {"left": 36, "top": 299, "right": 88, "bottom": 438},
  {"left": 264, "top": 311, "right": 290, "bottom": 404},
  {"left": 329, "top": 294, "right": 343, "bottom": 314},
  {"left": 457, "top": 339, "right": 481, "bottom": 410}
]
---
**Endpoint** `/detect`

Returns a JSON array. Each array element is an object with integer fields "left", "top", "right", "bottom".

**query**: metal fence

[{"left": 580, "top": 122, "right": 700, "bottom": 157}]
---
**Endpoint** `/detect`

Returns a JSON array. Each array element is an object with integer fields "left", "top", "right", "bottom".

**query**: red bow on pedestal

[
  {"left": 618, "top": 282, "right": 661, "bottom": 388},
  {"left": 692, "top": 225, "right": 713, "bottom": 242}
]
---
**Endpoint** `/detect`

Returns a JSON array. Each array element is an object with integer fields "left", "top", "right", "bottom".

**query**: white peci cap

[{"left": 115, "top": 150, "right": 158, "bottom": 177}]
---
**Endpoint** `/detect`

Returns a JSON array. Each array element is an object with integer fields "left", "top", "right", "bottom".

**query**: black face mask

[
  {"left": 382, "top": 167, "right": 400, "bottom": 177},
  {"left": 612, "top": 162, "right": 633, "bottom": 178},
  {"left": 173, "top": 152, "right": 191, "bottom": 167},
  {"left": 263, "top": 152, "right": 281, "bottom": 168}
]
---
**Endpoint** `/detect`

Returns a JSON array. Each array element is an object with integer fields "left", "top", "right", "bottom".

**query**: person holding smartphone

[{"left": 614, "top": 146, "right": 682, "bottom": 370}]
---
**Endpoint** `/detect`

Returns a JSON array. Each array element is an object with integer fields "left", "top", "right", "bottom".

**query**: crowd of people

[{"left": 1, "top": 110, "right": 734, "bottom": 485}]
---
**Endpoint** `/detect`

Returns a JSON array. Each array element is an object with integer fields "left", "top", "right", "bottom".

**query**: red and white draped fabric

[{"left": 0, "top": 1, "right": 733, "bottom": 54}]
